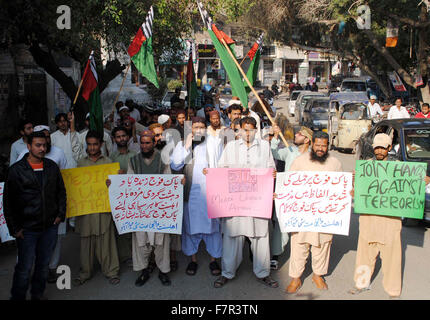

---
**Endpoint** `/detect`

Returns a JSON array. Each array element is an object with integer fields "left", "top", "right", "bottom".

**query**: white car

[{"left": 288, "top": 90, "right": 305, "bottom": 116}]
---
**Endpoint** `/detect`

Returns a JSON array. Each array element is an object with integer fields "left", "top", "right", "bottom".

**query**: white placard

[
  {"left": 108, "top": 174, "right": 183, "bottom": 235},
  {"left": 275, "top": 171, "right": 353, "bottom": 235},
  {"left": 0, "top": 182, "right": 14, "bottom": 242}
]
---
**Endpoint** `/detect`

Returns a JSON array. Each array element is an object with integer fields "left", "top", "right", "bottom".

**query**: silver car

[{"left": 294, "top": 92, "right": 326, "bottom": 123}]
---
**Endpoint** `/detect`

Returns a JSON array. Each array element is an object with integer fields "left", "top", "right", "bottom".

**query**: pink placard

[{"left": 206, "top": 168, "right": 274, "bottom": 219}]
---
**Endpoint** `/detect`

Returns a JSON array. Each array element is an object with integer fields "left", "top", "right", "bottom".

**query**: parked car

[
  {"left": 294, "top": 91, "right": 326, "bottom": 123},
  {"left": 302, "top": 97, "right": 330, "bottom": 131},
  {"left": 340, "top": 76, "right": 382, "bottom": 100},
  {"left": 356, "top": 118, "right": 430, "bottom": 223},
  {"left": 288, "top": 90, "right": 305, "bottom": 116},
  {"left": 161, "top": 89, "right": 187, "bottom": 109}
]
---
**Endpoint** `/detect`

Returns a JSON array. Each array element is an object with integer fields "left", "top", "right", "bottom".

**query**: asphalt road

[{"left": 0, "top": 94, "right": 429, "bottom": 300}]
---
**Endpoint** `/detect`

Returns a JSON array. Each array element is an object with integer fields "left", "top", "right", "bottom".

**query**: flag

[
  {"left": 186, "top": 44, "right": 198, "bottom": 108},
  {"left": 81, "top": 51, "right": 103, "bottom": 134},
  {"left": 386, "top": 21, "right": 398, "bottom": 47},
  {"left": 128, "top": 6, "right": 159, "bottom": 88},
  {"left": 197, "top": 0, "right": 248, "bottom": 108},
  {"left": 244, "top": 33, "right": 263, "bottom": 94}
]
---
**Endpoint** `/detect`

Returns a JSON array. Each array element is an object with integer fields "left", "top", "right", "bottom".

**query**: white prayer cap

[
  {"left": 119, "top": 106, "right": 129, "bottom": 112},
  {"left": 85, "top": 113, "right": 90, "bottom": 119},
  {"left": 370, "top": 95, "right": 377, "bottom": 100},
  {"left": 158, "top": 114, "right": 170, "bottom": 125},
  {"left": 34, "top": 125, "right": 50, "bottom": 133},
  {"left": 228, "top": 99, "right": 241, "bottom": 106}
]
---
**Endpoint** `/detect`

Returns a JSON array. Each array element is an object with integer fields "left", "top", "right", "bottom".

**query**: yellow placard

[{"left": 61, "top": 163, "right": 120, "bottom": 218}]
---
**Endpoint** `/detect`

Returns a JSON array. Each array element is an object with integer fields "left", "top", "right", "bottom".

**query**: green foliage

[
  {"left": 146, "top": 77, "right": 168, "bottom": 101},
  {"left": 167, "top": 79, "right": 183, "bottom": 91}
]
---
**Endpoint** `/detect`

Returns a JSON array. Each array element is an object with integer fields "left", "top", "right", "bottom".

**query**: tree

[
  {"left": 1, "top": 0, "right": 250, "bottom": 126},
  {"left": 238, "top": 0, "right": 430, "bottom": 102}
]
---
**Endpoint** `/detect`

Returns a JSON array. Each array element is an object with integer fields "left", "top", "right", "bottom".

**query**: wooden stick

[
  {"left": 112, "top": 63, "right": 131, "bottom": 113},
  {"left": 71, "top": 78, "right": 84, "bottom": 111},
  {"left": 239, "top": 55, "right": 248, "bottom": 66},
  {"left": 220, "top": 38, "right": 289, "bottom": 147}
]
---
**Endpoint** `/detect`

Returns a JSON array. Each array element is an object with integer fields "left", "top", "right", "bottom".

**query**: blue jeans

[{"left": 11, "top": 224, "right": 58, "bottom": 300}]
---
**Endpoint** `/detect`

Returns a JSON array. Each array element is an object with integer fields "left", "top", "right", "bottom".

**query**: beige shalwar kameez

[
  {"left": 75, "top": 156, "right": 120, "bottom": 281},
  {"left": 288, "top": 152, "right": 342, "bottom": 278},
  {"left": 127, "top": 150, "right": 172, "bottom": 273}
]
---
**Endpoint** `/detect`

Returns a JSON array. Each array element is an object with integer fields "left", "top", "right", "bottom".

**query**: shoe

[
  {"left": 135, "top": 269, "right": 150, "bottom": 287},
  {"left": 312, "top": 274, "right": 328, "bottom": 290},
  {"left": 158, "top": 272, "right": 171, "bottom": 286},
  {"left": 257, "top": 275, "right": 279, "bottom": 288},
  {"left": 286, "top": 278, "right": 302, "bottom": 294},
  {"left": 214, "top": 276, "right": 229, "bottom": 288},
  {"left": 47, "top": 269, "right": 58, "bottom": 284},
  {"left": 31, "top": 295, "right": 48, "bottom": 300}
]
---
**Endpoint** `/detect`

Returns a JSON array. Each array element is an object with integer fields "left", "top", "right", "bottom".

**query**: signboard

[
  {"left": 0, "top": 182, "right": 14, "bottom": 242},
  {"left": 275, "top": 171, "right": 353, "bottom": 235},
  {"left": 354, "top": 160, "right": 427, "bottom": 219},
  {"left": 108, "top": 174, "right": 183, "bottom": 235},
  {"left": 198, "top": 44, "right": 216, "bottom": 58},
  {"left": 61, "top": 163, "right": 120, "bottom": 218},
  {"left": 206, "top": 168, "right": 274, "bottom": 219}
]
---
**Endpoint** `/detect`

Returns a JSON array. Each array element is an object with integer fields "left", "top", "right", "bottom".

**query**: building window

[{"left": 262, "top": 46, "right": 276, "bottom": 56}]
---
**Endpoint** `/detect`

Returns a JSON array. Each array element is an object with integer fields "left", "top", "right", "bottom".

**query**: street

[{"left": 0, "top": 92, "right": 429, "bottom": 300}]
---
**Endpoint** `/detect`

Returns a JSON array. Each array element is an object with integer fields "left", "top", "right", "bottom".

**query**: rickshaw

[{"left": 328, "top": 92, "right": 371, "bottom": 153}]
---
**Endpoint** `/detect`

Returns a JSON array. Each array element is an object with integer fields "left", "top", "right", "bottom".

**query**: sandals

[
  {"left": 209, "top": 261, "right": 221, "bottom": 276},
  {"left": 108, "top": 276, "right": 120, "bottom": 285},
  {"left": 72, "top": 277, "right": 87, "bottom": 287},
  {"left": 348, "top": 287, "right": 370, "bottom": 295},
  {"left": 214, "top": 276, "right": 229, "bottom": 288},
  {"left": 257, "top": 276, "right": 279, "bottom": 288},
  {"left": 186, "top": 261, "right": 198, "bottom": 276}
]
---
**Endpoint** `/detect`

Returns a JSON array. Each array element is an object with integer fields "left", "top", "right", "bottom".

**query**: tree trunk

[{"left": 29, "top": 43, "right": 125, "bottom": 129}]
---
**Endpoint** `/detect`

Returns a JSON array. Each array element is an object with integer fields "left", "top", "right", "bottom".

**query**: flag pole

[
  {"left": 71, "top": 78, "right": 84, "bottom": 112},
  {"left": 220, "top": 38, "right": 289, "bottom": 147},
  {"left": 112, "top": 63, "right": 131, "bottom": 113},
  {"left": 239, "top": 55, "right": 248, "bottom": 66}
]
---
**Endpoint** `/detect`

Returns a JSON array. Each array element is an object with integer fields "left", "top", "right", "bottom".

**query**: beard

[
  {"left": 192, "top": 135, "right": 205, "bottom": 148},
  {"left": 155, "top": 141, "right": 166, "bottom": 151},
  {"left": 141, "top": 149, "right": 154, "bottom": 159},
  {"left": 310, "top": 148, "right": 329, "bottom": 163}
]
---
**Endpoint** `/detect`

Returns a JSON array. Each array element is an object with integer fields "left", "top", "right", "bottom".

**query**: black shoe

[
  {"left": 47, "top": 269, "right": 58, "bottom": 284},
  {"left": 135, "top": 269, "right": 150, "bottom": 287},
  {"left": 31, "top": 295, "right": 48, "bottom": 300},
  {"left": 158, "top": 272, "right": 171, "bottom": 286}
]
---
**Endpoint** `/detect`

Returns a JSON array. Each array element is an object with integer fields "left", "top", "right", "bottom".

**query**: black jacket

[{"left": 3, "top": 154, "right": 67, "bottom": 235}]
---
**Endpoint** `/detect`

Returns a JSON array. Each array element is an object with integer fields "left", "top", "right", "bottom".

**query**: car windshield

[
  {"left": 300, "top": 95, "right": 324, "bottom": 107},
  {"left": 222, "top": 88, "right": 232, "bottom": 95},
  {"left": 342, "top": 81, "right": 366, "bottom": 92},
  {"left": 312, "top": 101, "right": 329, "bottom": 119},
  {"left": 341, "top": 103, "right": 368, "bottom": 120},
  {"left": 404, "top": 128, "right": 430, "bottom": 159},
  {"left": 291, "top": 92, "right": 301, "bottom": 100}
]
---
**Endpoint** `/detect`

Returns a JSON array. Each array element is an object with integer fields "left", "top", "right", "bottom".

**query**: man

[
  {"left": 158, "top": 114, "right": 172, "bottom": 130},
  {"left": 211, "top": 117, "right": 278, "bottom": 289},
  {"left": 171, "top": 117, "right": 222, "bottom": 277},
  {"left": 311, "top": 82, "right": 318, "bottom": 92},
  {"left": 388, "top": 98, "right": 410, "bottom": 119},
  {"left": 415, "top": 103, "right": 430, "bottom": 118},
  {"left": 9, "top": 119, "right": 33, "bottom": 166},
  {"left": 4, "top": 131, "right": 66, "bottom": 300},
  {"left": 174, "top": 109, "right": 186, "bottom": 141},
  {"left": 170, "top": 87, "right": 182, "bottom": 107},
  {"left": 110, "top": 126, "right": 137, "bottom": 265},
  {"left": 73, "top": 130, "right": 120, "bottom": 286},
  {"left": 286, "top": 131, "right": 342, "bottom": 294},
  {"left": 51, "top": 113, "right": 77, "bottom": 169},
  {"left": 207, "top": 110, "right": 226, "bottom": 168},
  {"left": 126, "top": 99, "right": 141, "bottom": 123},
  {"left": 270, "top": 126, "right": 313, "bottom": 269},
  {"left": 78, "top": 113, "right": 113, "bottom": 157},
  {"left": 305, "top": 82, "right": 312, "bottom": 91},
  {"left": 149, "top": 123, "right": 165, "bottom": 151},
  {"left": 127, "top": 130, "right": 173, "bottom": 286},
  {"left": 16, "top": 126, "right": 67, "bottom": 283},
  {"left": 367, "top": 95, "right": 384, "bottom": 122},
  {"left": 349, "top": 134, "right": 430, "bottom": 297},
  {"left": 227, "top": 103, "right": 243, "bottom": 125}
]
